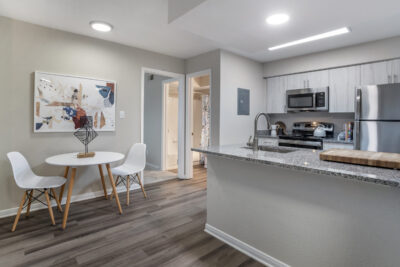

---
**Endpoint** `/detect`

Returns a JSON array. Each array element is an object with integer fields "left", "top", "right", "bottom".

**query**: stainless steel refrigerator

[{"left": 355, "top": 83, "right": 400, "bottom": 153}]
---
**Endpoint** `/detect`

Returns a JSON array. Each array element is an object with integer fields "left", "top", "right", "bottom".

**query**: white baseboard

[
  {"left": 0, "top": 184, "right": 140, "bottom": 219},
  {"left": 204, "top": 224, "right": 290, "bottom": 267}
]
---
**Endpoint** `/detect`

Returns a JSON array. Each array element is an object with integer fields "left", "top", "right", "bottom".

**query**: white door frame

[
  {"left": 185, "top": 69, "right": 212, "bottom": 179},
  {"left": 161, "top": 78, "right": 179, "bottom": 171},
  {"left": 141, "top": 67, "right": 185, "bottom": 178}
]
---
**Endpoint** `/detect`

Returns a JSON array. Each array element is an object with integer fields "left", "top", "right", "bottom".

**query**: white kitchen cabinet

[
  {"left": 259, "top": 137, "right": 278, "bottom": 146},
  {"left": 266, "top": 76, "right": 286, "bottom": 113},
  {"left": 286, "top": 73, "right": 307, "bottom": 89},
  {"left": 323, "top": 142, "right": 354, "bottom": 150},
  {"left": 329, "top": 65, "right": 361, "bottom": 113},
  {"left": 307, "top": 70, "right": 330, "bottom": 88},
  {"left": 360, "top": 61, "right": 392, "bottom": 85},
  {"left": 391, "top": 59, "right": 400, "bottom": 83}
]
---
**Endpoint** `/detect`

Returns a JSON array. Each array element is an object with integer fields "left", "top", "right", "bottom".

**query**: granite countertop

[
  {"left": 258, "top": 134, "right": 354, "bottom": 145},
  {"left": 192, "top": 145, "right": 400, "bottom": 188}
]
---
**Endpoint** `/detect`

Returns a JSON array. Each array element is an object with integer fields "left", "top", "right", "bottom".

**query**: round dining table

[{"left": 45, "top": 151, "right": 125, "bottom": 229}]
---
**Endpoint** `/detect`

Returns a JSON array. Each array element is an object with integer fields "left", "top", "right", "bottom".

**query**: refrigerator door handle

[
  {"left": 355, "top": 88, "right": 362, "bottom": 121},
  {"left": 354, "top": 121, "right": 360, "bottom": 150}
]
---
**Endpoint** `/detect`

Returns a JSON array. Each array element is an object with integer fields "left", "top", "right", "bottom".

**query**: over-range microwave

[{"left": 286, "top": 87, "right": 329, "bottom": 112}]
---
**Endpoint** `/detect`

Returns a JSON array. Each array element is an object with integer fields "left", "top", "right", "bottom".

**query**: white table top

[{"left": 45, "top": 151, "right": 125, "bottom": 167}]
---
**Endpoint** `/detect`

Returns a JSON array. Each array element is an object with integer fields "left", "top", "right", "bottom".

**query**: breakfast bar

[{"left": 194, "top": 145, "right": 400, "bottom": 267}]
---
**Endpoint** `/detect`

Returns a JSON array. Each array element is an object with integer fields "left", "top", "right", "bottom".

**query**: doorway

[
  {"left": 185, "top": 70, "right": 211, "bottom": 178},
  {"left": 141, "top": 68, "right": 185, "bottom": 183}
]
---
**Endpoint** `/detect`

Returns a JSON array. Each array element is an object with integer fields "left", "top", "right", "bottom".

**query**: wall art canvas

[{"left": 34, "top": 71, "right": 116, "bottom": 132}]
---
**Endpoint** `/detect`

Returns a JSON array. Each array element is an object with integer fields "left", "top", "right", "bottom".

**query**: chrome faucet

[{"left": 253, "top": 112, "right": 271, "bottom": 151}]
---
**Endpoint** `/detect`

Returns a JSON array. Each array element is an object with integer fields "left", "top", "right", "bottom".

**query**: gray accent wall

[{"left": 0, "top": 16, "right": 184, "bottom": 213}]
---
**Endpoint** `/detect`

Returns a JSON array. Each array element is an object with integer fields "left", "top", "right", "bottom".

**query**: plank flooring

[{"left": 0, "top": 166, "right": 264, "bottom": 267}]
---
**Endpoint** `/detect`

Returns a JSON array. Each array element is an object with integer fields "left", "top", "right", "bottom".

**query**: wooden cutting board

[{"left": 320, "top": 149, "right": 400, "bottom": 169}]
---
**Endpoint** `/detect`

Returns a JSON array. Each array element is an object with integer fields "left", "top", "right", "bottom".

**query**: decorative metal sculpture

[{"left": 73, "top": 116, "right": 98, "bottom": 158}]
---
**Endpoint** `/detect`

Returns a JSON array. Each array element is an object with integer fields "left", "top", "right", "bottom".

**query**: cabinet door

[
  {"left": 306, "top": 70, "right": 329, "bottom": 88},
  {"left": 391, "top": 59, "right": 400, "bottom": 83},
  {"left": 266, "top": 76, "right": 286, "bottom": 113},
  {"left": 360, "top": 61, "right": 392, "bottom": 85},
  {"left": 329, "top": 66, "right": 360, "bottom": 113},
  {"left": 286, "top": 73, "right": 307, "bottom": 90}
]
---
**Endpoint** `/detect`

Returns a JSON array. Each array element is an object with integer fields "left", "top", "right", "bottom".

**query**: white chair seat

[
  {"left": 111, "top": 165, "right": 141, "bottom": 176},
  {"left": 19, "top": 175, "right": 66, "bottom": 189}
]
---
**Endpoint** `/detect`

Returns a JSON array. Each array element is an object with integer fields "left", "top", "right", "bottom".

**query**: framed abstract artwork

[{"left": 34, "top": 71, "right": 116, "bottom": 132}]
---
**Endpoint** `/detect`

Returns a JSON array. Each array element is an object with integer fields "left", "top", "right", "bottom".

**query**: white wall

[
  {"left": 143, "top": 74, "right": 171, "bottom": 170},
  {"left": 219, "top": 50, "right": 266, "bottom": 145},
  {"left": 0, "top": 16, "right": 184, "bottom": 214},
  {"left": 264, "top": 36, "right": 400, "bottom": 77}
]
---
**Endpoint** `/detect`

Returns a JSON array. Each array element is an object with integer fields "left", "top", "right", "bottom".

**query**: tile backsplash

[{"left": 269, "top": 112, "right": 354, "bottom": 136}]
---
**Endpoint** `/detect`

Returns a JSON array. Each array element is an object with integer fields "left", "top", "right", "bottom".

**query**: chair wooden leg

[
  {"left": 109, "top": 176, "right": 120, "bottom": 200},
  {"left": 44, "top": 189, "right": 55, "bottom": 226},
  {"left": 51, "top": 188, "right": 63, "bottom": 212},
  {"left": 126, "top": 175, "right": 130, "bottom": 206},
  {"left": 26, "top": 190, "right": 34, "bottom": 217},
  {"left": 106, "top": 164, "right": 123, "bottom": 214},
  {"left": 12, "top": 191, "right": 27, "bottom": 232},
  {"left": 59, "top": 166, "right": 70, "bottom": 204},
  {"left": 137, "top": 173, "right": 147, "bottom": 198}
]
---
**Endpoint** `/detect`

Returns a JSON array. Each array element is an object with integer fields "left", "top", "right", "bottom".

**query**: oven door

[{"left": 286, "top": 90, "right": 315, "bottom": 112}]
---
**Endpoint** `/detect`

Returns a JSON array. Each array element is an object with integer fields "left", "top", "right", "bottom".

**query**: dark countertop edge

[{"left": 192, "top": 147, "right": 400, "bottom": 188}]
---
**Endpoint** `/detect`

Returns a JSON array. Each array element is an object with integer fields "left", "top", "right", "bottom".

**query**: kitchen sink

[{"left": 242, "top": 146, "right": 296, "bottom": 153}]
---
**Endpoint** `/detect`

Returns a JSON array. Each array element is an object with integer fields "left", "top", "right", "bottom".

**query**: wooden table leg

[
  {"left": 98, "top": 165, "right": 108, "bottom": 199},
  {"left": 62, "top": 167, "right": 76, "bottom": 229},
  {"left": 59, "top": 166, "right": 70, "bottom": 204},
  {"left": 106, "top": 164, "right": 123, "bottom": 214}
]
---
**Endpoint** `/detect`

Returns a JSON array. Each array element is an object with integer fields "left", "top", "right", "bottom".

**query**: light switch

[{"left": 119, "top": 111, "right": 126, "bottom": 119}]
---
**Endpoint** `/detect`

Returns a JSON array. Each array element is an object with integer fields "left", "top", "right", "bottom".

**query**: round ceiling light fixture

[
  {"left": 266, "top": 13, "right": 290, "bottom": 25},
  {"left": 90, "top": 21, "right": 113, "bottom": 32}
]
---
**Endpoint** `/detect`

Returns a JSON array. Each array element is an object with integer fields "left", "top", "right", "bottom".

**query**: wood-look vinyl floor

[{"left": 0, "top": 166, "right": 264, "bottom": 267}]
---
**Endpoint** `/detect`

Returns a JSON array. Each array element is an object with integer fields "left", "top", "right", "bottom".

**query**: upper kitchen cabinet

[
  {"left": 307, "top": 70, "right": 330, "bottom": 88},
  {"left": 266, "top": 76, "right": 286, "bottom": 113},
  {"left": 329, "top": 65, "right": 361, "bottom": 113},
  {"left": 360, "top": 60, "right": 392, "bottom": 85},
  {"left": 286, "top": 73, "right": 307, "bottom": 89},
  {"left": 391, "top": 59, "right": 400, "bottom": 83},
  {"left": 286, "top": 70, "right": 329, "bottom": 89}
]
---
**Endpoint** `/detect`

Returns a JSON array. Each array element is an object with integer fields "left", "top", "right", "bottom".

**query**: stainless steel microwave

[{"left": 286, "top": 87, "right": 329, "bottom": 112}]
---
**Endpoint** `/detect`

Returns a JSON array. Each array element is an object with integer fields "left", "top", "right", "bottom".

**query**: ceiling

[{"left": 1, "top": 0, "right": 400, "bottom": 62}]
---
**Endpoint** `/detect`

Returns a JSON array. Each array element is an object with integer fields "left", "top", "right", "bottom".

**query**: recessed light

[
  {"left": 90, "top": 21, "right": 113, "bottom": 32},
  {"left": 266, "top": 14, "right": 290, "bottom": 25},
  {"left": 269, "top": 27, "right": 350, "bottom": 51}
]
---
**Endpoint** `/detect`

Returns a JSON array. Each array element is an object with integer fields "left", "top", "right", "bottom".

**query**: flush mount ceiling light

[
  {"left": 266, "top": 13, "right": 290, "bottom": 25},
  {"left": 269, "top": 27, "right": 350, "bottom": 51},
  {"left": 90, "top": 21, "right": 113, "bottom": 32}
]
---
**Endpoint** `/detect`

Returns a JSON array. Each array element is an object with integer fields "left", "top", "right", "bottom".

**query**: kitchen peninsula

[{"left": 193, "top": 145, "right": 400, "bottom": 267}]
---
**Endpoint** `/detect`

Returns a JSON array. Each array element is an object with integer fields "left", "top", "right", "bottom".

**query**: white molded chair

[
  {"left": 7, "top": 152, "right": 66, "bottom": 232},
  {"left": 110, "top": 143, "right": 147, "bottom": 205}
]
